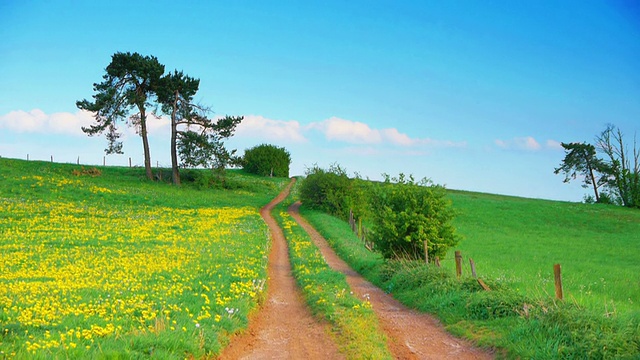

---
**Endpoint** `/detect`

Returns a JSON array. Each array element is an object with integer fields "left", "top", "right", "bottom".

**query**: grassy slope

[
  {"left": 0, "top": 158, "right": 288, "bottom": 358},
  {"left": 299, "top": 188, "right": 640, "bottom": 359},
  {"left": 448, "top": 189, "right": 640, "bottom": 315}
]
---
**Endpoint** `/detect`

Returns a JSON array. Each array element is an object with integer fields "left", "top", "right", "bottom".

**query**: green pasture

[{"left": 447, "top": 190, "right": 640, "bottom": 315}]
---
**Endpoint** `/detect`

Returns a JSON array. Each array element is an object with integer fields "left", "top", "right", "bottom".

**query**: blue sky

[{"left": 1, "top": 1, "right": 639, "bottom": 201}]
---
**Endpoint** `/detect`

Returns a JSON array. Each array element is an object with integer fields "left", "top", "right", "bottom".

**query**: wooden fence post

[
  {"left": 455, "top": 251, "right": 462, "bottom": 278},
  {"left": 129, "top": 157, "right": 132, "bottom": 167},
  {"left": 103, "top": 156, "right": 106, "bottom": 166},
  {"left": 424, "top": 240, "right": 429, "bottom": 264},
  {"left": 51, "top": 155, "right": 53, "bottom": 163},
  {"left": 469, "top": 258, "right": 477, "bottom": 278},
  {"left": 435, "top": 256, "right": 441, "bottom": 268},
  {"left": 77, "top": 156, "right": 80, "bottom": 165},
  {"left": 554, "top": 264, "right": 563, "bottom": 300},
  {"left": 27, "top": 154, "right": 29, "bottom": 161}
]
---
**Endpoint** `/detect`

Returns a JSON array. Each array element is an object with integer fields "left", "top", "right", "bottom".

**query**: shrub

[
  {"left": 370, "top": 174, "right": 458, "bottom": 261},
  {"left": 243, "top": 144, "right": 291, "bottom": 177},
  {"left": 299, "top": 164, "right": 370, "bottom": 220}
]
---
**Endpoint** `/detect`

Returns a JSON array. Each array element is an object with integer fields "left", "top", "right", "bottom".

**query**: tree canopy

[{"left": 78, "top": 52, "right": 243, "bottom": 185}]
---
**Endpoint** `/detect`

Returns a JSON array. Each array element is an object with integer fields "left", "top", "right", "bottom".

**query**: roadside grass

[
  {"left": 0, "top": 158, "right": 287, "bottom": 358},
  {"left": 271, "top": 179, "right": 392, "bottom": 359},
  {"left": 299, "top": 196, "right": 640, "bottom": 359}
]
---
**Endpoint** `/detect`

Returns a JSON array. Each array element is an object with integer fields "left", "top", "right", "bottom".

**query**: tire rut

[
  {"left": 219, "top": 180, "right": 343, "bottom": 360},
  {"left": 288, "top": 201, "right": 494, "bottom": 360}
]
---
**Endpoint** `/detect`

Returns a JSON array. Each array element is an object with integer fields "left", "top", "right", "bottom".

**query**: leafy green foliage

[
  {"left": 370, "top": 174, "right": 458, "bottom": 260},
  {"left": 242, "top": 144, "right": 291, "bottom": 177},
  {"left": 298, "top": 164, "right": 371, "bottom": 221}
]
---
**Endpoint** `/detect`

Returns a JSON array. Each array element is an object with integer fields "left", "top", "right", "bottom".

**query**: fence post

[
  {"left": 554, "top": 264, "right": 563, "bottom": 300},
  {"left": 103, "top": 156, "right": 106, "bottom": 166},
  {"left": 51, "top": 155, "right": 53, "bottom": 163},
  {"left": 469, "top": 258, "right": 477, "bottom": 278},
  {"left": 77, "top": 156, "right": 80, "bottom": 165},
  {"left": 455, "top": 251, "right": 462, "bottom": 278},
  {"left": 435, "top": 256, "right": 441, "bottom": 268},
  {"left": 129, "top": 157, "right": 132, "bottom": 167},
  {"left": 27, "top": 154, "right": 29, "bottom": 161},
  {"left": 424, "top": 240, "right": 429, "bottom": 264}
]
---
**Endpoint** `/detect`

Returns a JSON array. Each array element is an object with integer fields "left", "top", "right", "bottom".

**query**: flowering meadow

[{"left": 0, "top": 159, "right": 286, "bottom": 359}]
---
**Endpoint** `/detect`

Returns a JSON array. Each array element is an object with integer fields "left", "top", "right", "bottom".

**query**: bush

[
  {"left": 370, "top": 174, "right": 458, "bottom": 261},
  {"left": 242, "top": 144, "right": 291, "bottom": 177},
  {"left": 299, "top": 164, "right": 370, "bottom": 220}
]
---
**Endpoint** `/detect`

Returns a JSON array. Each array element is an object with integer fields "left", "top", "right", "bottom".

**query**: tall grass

[{"left": 0, "top": 158, "right": 287, "bottom": 358}]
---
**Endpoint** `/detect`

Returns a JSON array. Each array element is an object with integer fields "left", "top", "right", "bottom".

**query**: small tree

[
  {"left": 554, "top": 142, "right": 607, "bottom": 203},
  {"left": 77, "top": 52, "right": 164, "bottom": 180},
  {"left": 243, "top": 144, "right": 291, "bottom": 177},
  {"left": 370, "top": 174, "right": 458, "bottom": 261}
]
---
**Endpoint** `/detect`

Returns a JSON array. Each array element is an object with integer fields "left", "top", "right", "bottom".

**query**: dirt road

[
  {"left": 218, "top": 180, "right": 343, "bottom": 360},
  {"left": 288, "top": 201, "right": 494, "bottom": 360}
]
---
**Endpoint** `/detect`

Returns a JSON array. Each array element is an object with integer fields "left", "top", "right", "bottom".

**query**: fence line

[{"left": 347, "top": 208, "right": 567, "bottom": 298}]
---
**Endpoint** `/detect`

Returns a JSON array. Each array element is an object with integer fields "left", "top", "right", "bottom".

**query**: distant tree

[
  {"left": 243, "top": 144, "right": 291, "bottom": 177},
  {"left": 596, "top": 125, "right": 640, "bottom": 208},
  {"left": 77, "top": 52, "right": 164, "bottom": 180},
  {"left": 554, "top": 142, "right": 607, "bottom": 203}
]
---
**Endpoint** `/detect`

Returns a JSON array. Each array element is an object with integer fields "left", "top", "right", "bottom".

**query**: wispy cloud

[
  {"left": 1, "top": 110, "right": 464, "bottom": 151},
  {"left": 308, "top": 117, "right": 465, "bottom": 148},
  {"left": 0, "top": 109, "right": 95, "bottom": 136},
  {"left": 0, "top": 109, "right": 172, "bottom": 137},
  {"left": 495, "top": 136, "right": 563, "bottom": 151},
  {"left": 235, "top": 115, "right": 307, "bottom": 143}
]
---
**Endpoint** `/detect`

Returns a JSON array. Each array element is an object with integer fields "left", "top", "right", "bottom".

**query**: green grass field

[
  {"left": 0, "top": 158, "right": 287, "bottom": 358},
  {"left": 447, "top": 190, "right": 640, "bottom": 315},
  {"left": 299, "top": 187, "right": 640, "bottom": 358}
]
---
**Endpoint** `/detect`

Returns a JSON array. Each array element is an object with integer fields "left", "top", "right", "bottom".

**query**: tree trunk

[
  {"left": 588, "top": 165, "right": 600, "bottom": 202},
  {"left": 171, "top": 90, "right": 180, "bottom": 185},
  {"left": 139, "top": 107, "right": 153, "bottom": 180}
]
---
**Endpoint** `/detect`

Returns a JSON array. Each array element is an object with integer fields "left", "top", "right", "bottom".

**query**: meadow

[
  {"left": 300, "top": 188, "right": 640, "bottom": 358},
  {"left": 447, "top": 190, "right": 640, "bottom": 315},
  {"left": 0, "top": 158, "right": 287, "bottom": 359}
]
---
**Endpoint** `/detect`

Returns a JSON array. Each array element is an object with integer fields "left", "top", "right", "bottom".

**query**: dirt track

[
  {"left": 220, "top": 180, "right": 493, "bottom": 359},
  {"left": 218, "top": 180, "right": 343, "bottom": 360},
  {"left": 288, "top": 201, "right": 494, "bottom": 360}
]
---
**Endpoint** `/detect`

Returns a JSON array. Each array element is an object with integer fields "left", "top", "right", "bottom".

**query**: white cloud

[
  {"left": 545, "top": 139, "right": 563, "bottom": 150},
  {"left": 0, "top": 108, "right": 172, "bottom": 137},
  {"left": 309, "top": 117, "right": 464, "bottom": 148},
  {"left": 309, "top": 117, "right": 382, "bottom": 144},
  {"left": 495, "top": 136, "right": 542, "bottom": 151},
  {"left": 235, "top": 115, "right": 307, "bottom": 143},
  {"left": 495, "top": 137, "right": 565, "bottom": 151},
  {"left": 0, "top": 109, "right": 95, "bottom": 136}
]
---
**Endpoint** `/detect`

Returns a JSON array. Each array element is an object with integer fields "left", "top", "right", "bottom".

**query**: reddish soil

[
  {"left": 218, "top": 180, "right": 344, "bottom": 360},
  {"left": 288, "top": 201, "right": 495, "bottom": 360}
]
